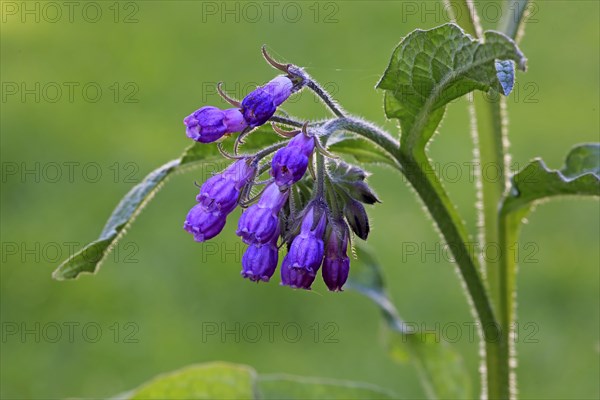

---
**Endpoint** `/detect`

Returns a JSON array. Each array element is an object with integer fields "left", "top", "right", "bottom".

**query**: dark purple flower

[
  {"left": 241, "top": 76, "right": 293, "bottom": 127},
  {"left": 184, "top": 106, "right": 247, "bottom": 143},
  {"left": 183, "top": 203, "right": 227, "bottom": 242},
  {"left": 280, "top": 207, "right": 327, "bottom": 290},
  {"left": 196, "top": 159, "right": 255, "bottom": 213},
  {"left": 241, "top": 240, "right": 279, "bottom": 282},
  {"left": 271, "top": 132, "right": 315, "bottom": 187},
  {"left": 237, "top": 183, "right": 289, "bottom": 245},
  {"left": 322, "top": 222, "right": 350, "bottom": 291}
]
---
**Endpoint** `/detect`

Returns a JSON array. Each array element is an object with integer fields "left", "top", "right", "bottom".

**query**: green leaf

[
  {"left": 52, "top": 128, "right": 281, "bottom": 280},
  {"left": 116, "top": 362, "right": 397, "bottom": 400},
  {"left": 502, "top": 143, "right": 600, "bottom": 214},
  {"left": 257, "top": 375, "right": 397, "bottom": 399},
  {"left": 128, "top": 362, "right": 257, "bottom": 399},
  {"left": 347, "top": 244, "right": 472, "bottom": 400},
  {"left": 377, "top": 23, "right": 526, "bottom": 150},
  {"left": 327, "top": 132, "right": 398, "bottom": 168}
]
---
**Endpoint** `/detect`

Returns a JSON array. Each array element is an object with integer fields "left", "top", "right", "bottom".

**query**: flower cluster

[{"left": 182, "top": 49, "right": 378, "bottom": 291}]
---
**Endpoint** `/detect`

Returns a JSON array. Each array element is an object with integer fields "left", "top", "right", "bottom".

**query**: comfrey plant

[
  {"left": 180, "top": 55, "right": 377, "bottom": 290},
  {"left": 55, "top": 4, "right": 598, "bottom": 399}
]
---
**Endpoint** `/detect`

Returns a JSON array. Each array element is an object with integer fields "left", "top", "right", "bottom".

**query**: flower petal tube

[
  {"left": 237, "top": 182, "right": 289, "bottom": 245},
  {"left": 281, "top": 207, "right": 327, "bottom": 290}
]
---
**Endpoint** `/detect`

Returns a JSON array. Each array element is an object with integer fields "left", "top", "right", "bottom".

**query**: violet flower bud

[
  {"left": 262, "top": 76, "right": 293, "bottom": 106},
  {"left": 241, "top": 76, "right": 293, "bottom": 127},
  {"left": 344, "top": 198, "right": 370, "bottom": 240},
  {"left": 237, "top": 183, "right": 289, "bottom": 245},
  {"left": 280, "top": 207, "right": 327, "bottom": 290},
  {"left": 196, "top": 159, "right": 255, "bottom": 213},
  {"left": 183, "top": 203, "right": 227, "bottom": 242},
  {"left": 322, "top": 222, "right": 350, "bottom": 291},
  {"left": 271, "top": 132, "right": 315, "bottom": 187},
  {"left": 241, "top": 240, "right": 279, "bottom": 282},
  {"left": 184, "top": 106, "right": 247, "bottom": 143}
]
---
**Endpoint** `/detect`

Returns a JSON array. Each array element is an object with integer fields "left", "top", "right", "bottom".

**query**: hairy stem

[
  {"left": 443, "top": 0, "right": 483, "bottom": 37},
  {"left": 306, "top": 80, "right": 346, "bottom": 118},
  {"left": 269, "top": 115, "right": 304, "bottom": 128},
  {"left": 331, "top": 117, "right": 501, "bottom": 389},
  {"left": 445, "top": 1, "right": 531, "bottom": 397},
  {"left": 494, "top": 2, "right": 531, "bottom": 399},
  {"left": 499, "top": 0, "right": 530, "bottom": 42}
]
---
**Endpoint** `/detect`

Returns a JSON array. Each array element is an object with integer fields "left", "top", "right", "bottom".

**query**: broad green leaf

[
  {"left": 377, "top": 23, "right": 526, "bottom": 150},
  {"left": 257, "top": 375, "right": 397, "bottom": 399},
  {"left": 116, "top": 362, "right": 397, "bottom": 400},
  {"left": 502, "top": 143, "right": 600, "bottom": 214},
  {"left": 347, "top": 244, "right": 472, "bottom": 400},
  {"left": 128, "top": 362, "right": 257, "bottom": 399},
  {"left": 326, "top": 132, "right": 398, "bottom": 168},
  {"left": 52, "top": 127, "right": 281, "bottom": 280}
]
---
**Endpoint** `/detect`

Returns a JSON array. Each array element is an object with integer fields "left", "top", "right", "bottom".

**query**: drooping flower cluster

[{"left": 182, "top": 48, "right": 379, "bottom": 291}]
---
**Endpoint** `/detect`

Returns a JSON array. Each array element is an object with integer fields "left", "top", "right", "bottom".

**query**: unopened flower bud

[
  {"left": 344, "top": 198, "right": 370, "bottom": 240},
  {"left": 241, "top": 76, "right": 293, "bottom": 127},
  {"left": 322, "top": 222, "right": 350, "bottom": 291},
  {"left": 271, "top": 132, "right": 315, "bottom": 187},
  {"left": 184, "top": 106, "right": 247, "bottom": 143}
]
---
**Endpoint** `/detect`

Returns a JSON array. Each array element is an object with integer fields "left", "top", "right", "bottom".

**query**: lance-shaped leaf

[
  {"left": 326, "top": 132, "right": 398, "bottom": 168},
  {"left": 347, "top": 244, "right": 472, "bottom": 399},
  {"left": 114, "top": 362, "right": 397, "bottom": 400},
  {"left": 502, "top": 143, "right": 600, "bottom": 215},
  {"left": 377, "top": 23, "right": 526, "bottom": 150},
  {"left": 52, "top": 128, "right": 282, "bottom": 281}
]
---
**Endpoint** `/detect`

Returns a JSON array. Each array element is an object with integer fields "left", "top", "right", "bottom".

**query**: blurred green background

[{"left": 1, "top": 1, "right": 598, "bottom": 398}]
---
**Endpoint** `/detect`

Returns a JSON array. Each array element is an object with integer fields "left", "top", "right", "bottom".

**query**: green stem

[
  {"left": 493, "top": 3, "right": 530, "bottom": 399},
  {"left": 436, "top": 2, "right": 511, "bottom": 397},
  {"left": 499, "top": 0, "right": 530, "bottom": 41},
  {"left": 471, "top": 92, "right": 506, "bottom": 312},
  {"left": 333, "top": 117, "right": 502, "bottom": 391},
  {"left": 398, "top": 148, "right": 505, "bottom": 400},
  {"left": 314, "top": 151, "right": 326, "bottom": 199},
  {"left": 443, "top": 0, "right": 482, "bottom": 37}
]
